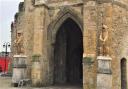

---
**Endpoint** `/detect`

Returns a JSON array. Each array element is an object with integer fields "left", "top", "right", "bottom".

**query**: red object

[{"left": 0, "top": 57, "right": 10, "bottom": 72}]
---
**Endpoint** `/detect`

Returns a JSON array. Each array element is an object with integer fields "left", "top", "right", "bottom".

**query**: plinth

[
  {"left": 97, "top": 56, "right": 112, "bottom": 89},
  {"left": 12, "top": 55, "right": 27, "bottom": 86}
]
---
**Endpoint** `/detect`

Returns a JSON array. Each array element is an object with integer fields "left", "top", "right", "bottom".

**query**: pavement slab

[{"left": 0, "top": 77, "right": 82, "bottom": 89}]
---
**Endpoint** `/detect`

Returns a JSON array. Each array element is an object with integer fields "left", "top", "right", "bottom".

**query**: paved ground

[
  {"left": 0, "top": 77, "right": 82, "bottom": 89},
  {"left": 0, "top": 77, "right": 12, "bottom": 88}
]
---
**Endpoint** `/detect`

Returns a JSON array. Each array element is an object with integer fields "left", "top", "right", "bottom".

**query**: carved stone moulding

[{"left": 34, "top": 0, "right": 47, "bottom": 6}]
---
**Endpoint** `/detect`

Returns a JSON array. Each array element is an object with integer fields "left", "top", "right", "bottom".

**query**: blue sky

[{"left": 0, "top": 0, "right": 23, "bottom": 52}]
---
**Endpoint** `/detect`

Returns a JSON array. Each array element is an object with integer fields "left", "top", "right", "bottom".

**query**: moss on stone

[{"left": 83, "top": 57, "right": 94, "bottom": 65}]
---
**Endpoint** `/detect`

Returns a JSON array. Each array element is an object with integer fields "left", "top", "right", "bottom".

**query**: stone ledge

[
  {"left": 13, "top": 55, "right": 27, "bottom": 58},
  {"left": 97, "top": 56, "right": 112, "bottom": 60},
  {"left": 13, "top": 64, "right": 27, "bottom": 68},
  {"left": 98, "top": 68, "right": 112, "bottom": 74}
]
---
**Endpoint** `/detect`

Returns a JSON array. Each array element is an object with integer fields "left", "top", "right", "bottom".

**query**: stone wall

[
  {"left": 111, "top": 3, "right": 128, "bottom": 89},
  {"left": 11, "top": 0, "right": 128, "bottom": 89}
]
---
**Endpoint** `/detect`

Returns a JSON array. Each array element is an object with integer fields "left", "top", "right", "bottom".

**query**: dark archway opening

[
  {"left": 54, "top": 18, "right": 83, "bottom": 86},
  {"left": 121, "top": 58, "right": 127, "bottom": 89}
]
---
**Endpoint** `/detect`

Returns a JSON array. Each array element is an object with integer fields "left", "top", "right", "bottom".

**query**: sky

[{"left": 0, "top": 0, "right": 24, "bottom": 52}]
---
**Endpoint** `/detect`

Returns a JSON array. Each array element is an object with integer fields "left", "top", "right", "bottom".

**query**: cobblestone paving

[{"left": 0, "top": 77, "right": 82, "bottom": 89}]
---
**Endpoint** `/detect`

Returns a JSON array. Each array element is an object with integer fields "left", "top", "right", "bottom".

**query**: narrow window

[{"left": 121, "top": 58, "right": 127, "bottom": 89}]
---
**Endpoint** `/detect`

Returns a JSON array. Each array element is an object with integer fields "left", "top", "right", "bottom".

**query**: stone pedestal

[
  {"left": 12, "top": 55, "right": 27, "bottom": 86},
  {"left": 97, "top": 56, "right": 112, "bottom": 89}
]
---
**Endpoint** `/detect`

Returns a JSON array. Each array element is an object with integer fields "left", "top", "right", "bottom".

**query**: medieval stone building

[{"left": 11, "top": 0, "right": 128, "bottom": 89}]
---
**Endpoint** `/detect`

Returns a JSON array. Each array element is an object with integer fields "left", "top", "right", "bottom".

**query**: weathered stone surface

[
  {"left": 31, "top": 62, "right": 42, "bottom": 87},
  {"left": 96, "top": 56, "right": 112, "bottom": 89},
  {"left": 12, "top": 55, "right": 27, "bottom": 84},
  {"left": 97, "top": 56, "right": 112, "bottom": 74},
  {"left": 97, "top": 74, "right": 112, "bottom": 89},
  {"left": 11, "top": 0, "right": 128, "bottom": 89}
]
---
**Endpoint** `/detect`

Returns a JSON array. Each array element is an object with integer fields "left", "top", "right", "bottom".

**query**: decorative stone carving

[
  {"left": 14, "top": 33, "right": 24, "bottom": 54},
  {"left": 99, "top": 24, "right": 109, "bottom": 56}
]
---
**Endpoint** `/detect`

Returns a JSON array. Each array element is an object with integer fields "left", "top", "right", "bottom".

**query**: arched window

[{"left": 121, "top": 58, "right": 127, "bottom": 89}]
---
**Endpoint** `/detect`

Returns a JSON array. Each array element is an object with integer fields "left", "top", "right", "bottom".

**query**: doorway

[
  {"left": 54, "top": 18, "right": 83, "bottom": 86},
  {"left": 121, "top": 58, "right": 127, "bottom": 89}
]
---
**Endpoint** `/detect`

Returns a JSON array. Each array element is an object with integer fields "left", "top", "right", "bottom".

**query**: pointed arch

[
  {"left": 53, "top": 18, "right": 83, "bottom": 85},
  {"left": 47, "top": 7, "right": 83, "bottom": 44},
  {"left": 47, "top": 7, "right": 83, "bottom": 86},
  {"left": 120, "top": 58, "right": 127, "bottom": 89}
]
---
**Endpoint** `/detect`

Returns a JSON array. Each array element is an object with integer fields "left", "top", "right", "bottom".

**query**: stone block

[
  {"left": 97, "top": 74, "right": 112, "bottom": 89},
  {"left": 97, "top": 56, "right": 112, "bottom": 89},
  {"left": 97, "top": 56, "right": 112, "bottom": 74},
  {"left": 12, "top": 55, "right": 27, "bottom": 84}
]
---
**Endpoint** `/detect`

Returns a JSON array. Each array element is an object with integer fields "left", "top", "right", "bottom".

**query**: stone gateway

[{"left": 11, "top": 0, "right": 128, "bottom": 89}]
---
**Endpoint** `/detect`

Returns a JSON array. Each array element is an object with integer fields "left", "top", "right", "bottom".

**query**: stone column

[
  {"left": 32, "top": 6, "right": 45, "bottom": 86},
  {"left": 83, "top": 1, "right": 97, "bottom": 89},
  {"left": 32, "top": 1, "right": 50, "bottom": 86},
  {"left": 97, "top": 56, "right": 112, "bottom": 89}
]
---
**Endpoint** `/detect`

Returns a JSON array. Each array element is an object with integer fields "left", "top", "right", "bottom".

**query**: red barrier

[{"left": 0, "top": 57, "right": 10, "bottom": 73}]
